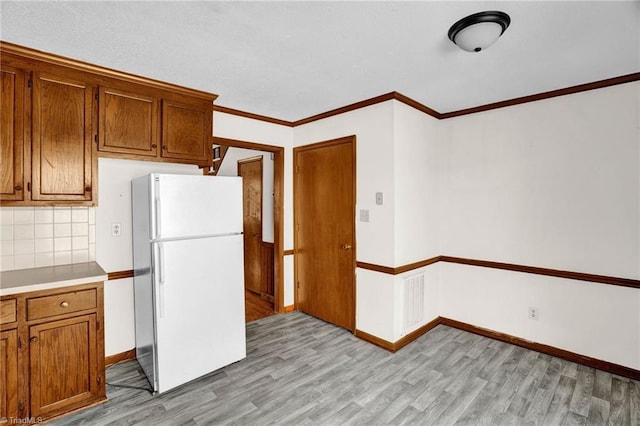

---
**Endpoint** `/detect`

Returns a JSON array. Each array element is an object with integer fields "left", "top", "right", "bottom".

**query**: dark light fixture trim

[{"left": 448, "top": 11, "right": 511, "bottom": 53}]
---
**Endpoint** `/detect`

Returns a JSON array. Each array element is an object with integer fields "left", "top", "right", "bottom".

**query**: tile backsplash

[{"left": 0, "top": 207, "right": 96, "bottom": 271}]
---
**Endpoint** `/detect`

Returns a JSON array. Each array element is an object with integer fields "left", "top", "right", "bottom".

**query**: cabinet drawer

[
  {"left": 0, "top": 299, "right": 17, "bottom": 324},
  {"left": 27, "top": 289, "right": 97, "bottom": 321}
]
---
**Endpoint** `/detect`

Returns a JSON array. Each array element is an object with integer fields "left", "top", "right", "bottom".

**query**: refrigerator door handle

[
  {"left": 157, "top": 242, "right": 166, "bottom": 318},
  {"left": 155, "top": 196, "right": 162, "bottom": 240}
]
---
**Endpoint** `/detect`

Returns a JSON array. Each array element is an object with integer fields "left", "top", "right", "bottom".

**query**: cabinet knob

[
  {"left": 162, "top": 145, "right": 168, "bottom": 150},
  {"left": 15, "top": 185, "right": 22, "bottom": 191},
  {"left": 341, "top": 243, "right": 352, "bottom": 250},
  {"left": 85, "top": 186, "right": 92, "bottom": 192},
  {"left": 60, "top": 301, "right": 69, "bottom": 308},
  {"left": 151, "top": 144, "right": 157, "bottom": 148},
  {"left": 30, "top": 336, "right": 38, "bottom": 344}
]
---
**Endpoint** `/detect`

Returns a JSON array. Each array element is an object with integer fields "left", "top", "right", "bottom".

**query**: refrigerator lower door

[{"left": 152, "top": 234, "right": 246, "bottom": 394}]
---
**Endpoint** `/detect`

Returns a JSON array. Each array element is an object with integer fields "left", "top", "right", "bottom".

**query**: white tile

[
  {"left": 88, "top": 208, "right": 96, "bottom": 225},
  {"left": 54, "top": 237, "right": 72, "bottom": 251},
  {"left": 34, "top": 208, "right": 54, "bottom": 224},
  {"left": 0, "top": 225, "right": 14, "bottom": 241},
  {"left": 72, "top": 222, "right": 89, "bottom": 237},
  {"left": 72, "top": 236, "right": 89, "bottom": 250},
  {"left": 14, "top": 254, "right": 35, "bottom": 269},
  {"left": 0, "top": 255, "right": 15, "bottom": 271},
  {"left": 54, "top": 208, "right": 71, "bottom": 223},
  {"left": 35, "top": 252, "right": 55, "bottom": 267},
  {"left": 88, "top": 243, "right": 96, "bottom": 261},
  {"left": 1, "top": 240, "right": 13, "bottom": 256},
  {"left": 35, "top": 223, "right": 54, "bottom": 239},
  {"left": 35, "top": 238, "right": 54, "bottom": 253},
  {"left": 13, "top": 208, "right": 34, "bottom": 224},
  {"left": 0, "top": 209, "right": 13, "bottom": 225},
  {"left": 72, "top": 249, "right": 89, "bottom": 263},
  {"left": 54, "top": 251, "right": 72, "bottom": 266},
  {"left": 88, "top": 225, "right": 96, "bottom": 243},
  {"left": 71, "top": 208, "right": 89, "bottom": 223},
  {"left": 14, "top": 239, "right": 34, "bottom": 255},
  {"left": 54, "top": 223, "right": 71, "bottom": 238},
  {"left": 14, "top": 224, "right": 34, "bottom": 239}
]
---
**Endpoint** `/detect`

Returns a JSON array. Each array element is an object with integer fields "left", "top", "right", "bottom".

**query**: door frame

[
  {"left": 293, "top": 135, "right": 357, "bottom": 331},
  {"left": 213, "top": 136, "right": 285, "bottom": 313}
]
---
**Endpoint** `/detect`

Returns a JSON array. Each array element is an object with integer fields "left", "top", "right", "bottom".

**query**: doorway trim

[{"left": 213, "top": 136, "right": 285, "bottom": 313}]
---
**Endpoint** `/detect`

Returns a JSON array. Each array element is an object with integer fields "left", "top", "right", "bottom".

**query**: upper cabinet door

[
  {"left": 161, "top": 100, "right": 211, "bottom": 165},
  {"left": 0, "top": 65, "right": 26, "bottom": 201},
  {"left": 99, "top": 86, "right": 158, "bottom": 157},
  {"left": 31, "top": 71, "right": 95, "bottom": 202}
]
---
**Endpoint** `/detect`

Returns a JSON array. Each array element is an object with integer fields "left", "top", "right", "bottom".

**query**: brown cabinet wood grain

[
  {"left": 161, "top": 99, "right": 212, "bottom": 164},
  {"left": 0, "top": 329, "right": 19, "bottom": 421},
  {"left": 0, "top": 282, "right": 105, "bottom": 422},
  {"left": 31, "top": 71, "right": 95, "bottom": 203},
  {"left": 0, "top": 65, "right": 27, "bottom": 202},
  {"left": 98, "top": 86, "right": 158, "bottom": 157},
  {"left": 0, "top": 62, "right": 97, "bottom": 206},
  {"left": 29, "top": 313, "right": 101, "bottom": 419}
]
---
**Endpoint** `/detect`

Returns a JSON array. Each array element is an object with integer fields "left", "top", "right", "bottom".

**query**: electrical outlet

[
  {"left": 528, "top": 307, "right": 539, "bottom": 320},
  {"left": 111, "top": 223, "right": 122, "bottom": 237},
  {"left": 360, "top": 209, "right": 370, "bottom": 222}
]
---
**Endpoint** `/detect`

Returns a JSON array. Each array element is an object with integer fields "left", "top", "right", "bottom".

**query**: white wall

[
  {"left": 437, "top": 82, "right": 640, "bottom": 369},
  {"left": 217, "top": 148, "right": 275, "bottom": 243},
  {"left": 97, "top": 158, "right": 201, "bottom": 356}
]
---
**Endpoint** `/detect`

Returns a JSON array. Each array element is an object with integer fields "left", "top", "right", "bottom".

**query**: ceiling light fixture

[{"left": 448, "top": 11, "right": 511, "bottom": 53}]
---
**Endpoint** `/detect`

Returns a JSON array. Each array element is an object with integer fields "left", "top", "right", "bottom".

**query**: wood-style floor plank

[{"left": 48, "top": 312, "right": 639, "bottom": 426}]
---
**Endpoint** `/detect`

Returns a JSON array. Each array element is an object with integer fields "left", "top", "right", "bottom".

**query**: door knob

[{"left": 341, "top": 243, "right": 352, "bottom": 250}]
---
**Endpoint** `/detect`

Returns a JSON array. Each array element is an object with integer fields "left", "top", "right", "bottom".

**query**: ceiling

[{"left": 1, "top": 1, "right": 639, "bottom": 122}]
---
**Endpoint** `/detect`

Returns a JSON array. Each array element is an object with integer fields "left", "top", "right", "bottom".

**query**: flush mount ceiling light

[{"left": 448, "top": 11, "right": 511, "bottom": 53}]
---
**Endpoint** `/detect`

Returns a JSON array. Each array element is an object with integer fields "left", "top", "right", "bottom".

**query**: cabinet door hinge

[
  {"left": 94, "top": 134, "right": 98, "bottom": 143},
  {"left": 95, "top": 92, "right": 99, "bottom": 101},
  {"left": 27, "top": 182, "right": 31, "bottom": 192},
  {"left": 97, "top": 375, "right": 102, "bottom": 385},
  {"left": 17, "top": 336, "right": 22, "bottom": 349},
  {"left": 18, "top": 400, "right": 24, "bottom": 416},
  {"left": 27, "top": 78, "right": 32, "bottom": 89},
  {"left": 296, "top": 281, "right": 300, "bottom": 289}
]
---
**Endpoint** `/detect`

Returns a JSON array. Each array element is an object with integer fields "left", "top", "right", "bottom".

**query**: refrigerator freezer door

[
  {"left": 152, "top": 174, "right": 243, "bottom": 240},
  {"left": 152, "top": 234, "right": 246, "bottom": 394}
]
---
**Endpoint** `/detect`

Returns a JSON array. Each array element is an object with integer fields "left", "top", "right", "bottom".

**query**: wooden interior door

[
  {"left": 238, "top": 156, "right": 266, "bottom": 295},
  {"left": 294, "top": 136, "right": 356, "bottom": 331}
]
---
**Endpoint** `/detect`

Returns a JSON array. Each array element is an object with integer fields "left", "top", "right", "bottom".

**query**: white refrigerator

[{"left": 132, "top": 173, "right": 246, "bottom": 394}]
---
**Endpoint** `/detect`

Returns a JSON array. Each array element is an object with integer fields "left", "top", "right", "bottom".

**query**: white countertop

[{"left": 0, "top": 262, "right": 108, "bottom": 296}]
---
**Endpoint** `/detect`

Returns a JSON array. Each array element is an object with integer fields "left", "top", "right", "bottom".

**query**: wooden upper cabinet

[
  {"left": 98, "top": 86, "right": 158, "bottom": 157},
  {"left": 161, "top": 99, "right": 212, "bottom": 164},
  {"left": 31, "top": 71, "right": 95, "bottom": 202},
  {"left": 0, "top": 65, "right": 26, "bottom": 201}
]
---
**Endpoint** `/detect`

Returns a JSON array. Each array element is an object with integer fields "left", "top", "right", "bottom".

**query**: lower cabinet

[
  {"left": 0, "top": 282, "right": 105, "bottom": 422},
  {"left": 0, "top": 329, "right": 19, "bottom": 420}
]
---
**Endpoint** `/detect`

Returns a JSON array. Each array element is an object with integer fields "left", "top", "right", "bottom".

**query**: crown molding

[{"left": 215, "top": 72, "right": 640, "bottom": 126}]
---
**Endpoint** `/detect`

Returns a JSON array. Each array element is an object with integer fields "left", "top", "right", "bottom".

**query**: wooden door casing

[
  {"left": 294, "top": 136, "right": 356, "bottom": 331},
  {"left": 239, "top": 156, "right": 266, "bottom": 295},
  {"left": 31, "top": 71, "right": 94, "bottom": 202},
  {"left": 0, "top": 65, "right": 26, "bottom": 201}
]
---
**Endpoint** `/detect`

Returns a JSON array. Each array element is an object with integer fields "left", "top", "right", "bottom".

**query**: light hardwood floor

[{"left": 50, "top": 312, "right": 639, "bottom": 425}]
